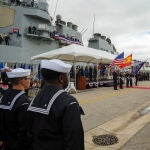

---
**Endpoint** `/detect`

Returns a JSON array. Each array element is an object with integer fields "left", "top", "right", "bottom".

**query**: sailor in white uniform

[
  {"left": 0, "top": 68, "right": 31, "bottom": 150},
  {"left": 28, "top": 59, "right": 85, "bottom": 150}
]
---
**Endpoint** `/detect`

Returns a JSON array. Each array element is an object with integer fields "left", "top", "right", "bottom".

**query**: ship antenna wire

[
  {"left": 81, "top": 28, "right": 88, "bottom": 35},
  {"left": 92, "top": 13, "right": 95, "bottom": 37},
  {"left": 80, "top": 28, "right": 85, "bottom": 33},
  {"left": 50, "top": 0, "right": 54, "bottom": 15},
  {"left": 53, "top": 0, "right": 59, "bottom": 20}
]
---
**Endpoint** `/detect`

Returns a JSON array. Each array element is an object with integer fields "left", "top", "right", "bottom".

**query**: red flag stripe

[{"left": 109, "top": 59, "right": 124, "bottom": 67}]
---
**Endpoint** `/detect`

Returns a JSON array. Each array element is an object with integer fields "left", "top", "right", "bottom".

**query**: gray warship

[
  {"left": 88, "top": 33, "right": 118, "bottom": 55},
  {"left": 0, "top": 0, "right": 117, "bottom": 68}
]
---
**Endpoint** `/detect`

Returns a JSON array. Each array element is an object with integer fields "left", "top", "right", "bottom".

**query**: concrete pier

[{"left": 73, "top": 81, "right": 150, "bottom": 150}]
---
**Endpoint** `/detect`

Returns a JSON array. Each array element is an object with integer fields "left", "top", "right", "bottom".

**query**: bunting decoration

[
  {"left": 37, "top": 64, "right": 41, "bottom": 79},
  {"left": 22, "top": 64, "right": 26, "bottom": 69},
  {"left": 0, "top": 62, "right": 4, "bottom": 69},
  {"left": 13, "top": 63, "right": 16, "bottom": 69},
  {"left": 53, "top": 33, "right": 82, "bottom": 45},
  {"left": 28, "top": 64, "right": 33, "bottom": 72},
  {"left": 20, "top": 64, "right": 23, "bottom": 68}
]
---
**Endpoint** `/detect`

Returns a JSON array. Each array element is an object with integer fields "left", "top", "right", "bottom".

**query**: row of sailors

[
  {"left": 27, "top": 27, "right": 81, "bottom": 44},
  {"left": 117, "top": 72, "right": 150, "bottom": 88},
  {"left": 113, "top": 71, "right": 134, "bottom": 90},
  {"left": 137, "top": 72, "right": 150, "bottom": 81},
  {"left": 119, "top": 72, "right": 135, "bottom": 87},
  {"left": 0, "top": 59, "right": 84, "bottom": 150},
  {"left": 9, "top": 0, "right": 35, "bottom": 7}
]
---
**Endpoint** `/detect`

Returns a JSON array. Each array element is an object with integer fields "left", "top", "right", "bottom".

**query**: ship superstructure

[
  {"left": 0, "top": 0, "right": 118, "bottom": 69},
  {"left": 88, "top": 33, "right": 118, "bottom": 55},
  {"left": 0, "top": 0, "right": 82, "bottom": 64}
]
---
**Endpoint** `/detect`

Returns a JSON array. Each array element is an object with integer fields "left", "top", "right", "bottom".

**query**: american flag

[{"left": 109, "top": 52, "right": 124, "bottom": 68}]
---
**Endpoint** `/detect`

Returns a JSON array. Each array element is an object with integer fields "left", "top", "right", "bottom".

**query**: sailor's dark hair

[
  {"left": 9, "top": 78, "right": 21, "bottom": 86},
  {"left": 1, "top": 72, "right": 9, "bottom": 85},
  {"left": 41, "top": 68, "right": 64, "bottom": 81},
  {"left": 1, "top": 72, "right": 12, "bottom": 88}
]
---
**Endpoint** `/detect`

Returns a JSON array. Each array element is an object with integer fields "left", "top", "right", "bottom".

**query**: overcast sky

[{"left": 48, "top": 0, "right": 150, "bottom": 62}]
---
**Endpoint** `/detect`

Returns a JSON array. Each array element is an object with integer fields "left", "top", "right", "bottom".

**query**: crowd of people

[
  {"left": 113, "top": 70, "right": 150, "bottom": 90},
  {"left": 0, "top": 59, "right": 150, "bottom": 150},
  {"left": 9, "top": 0, "right": 35, "bottom": 7},
  {"left": 1, "top": 64, "right": 149, "bottom": 94},
  {"left": 70, "top": 64, "right": 111, "bottom": 82}
]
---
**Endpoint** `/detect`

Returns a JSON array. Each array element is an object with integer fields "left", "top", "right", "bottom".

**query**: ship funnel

[
  {"left": 72, "top": 24, "right": 78, "bottom": 31},
  {"left": 101, "top": 35, "right": 106, "bottom": 40},
  {"left": 67, "top": 22, "right": 72, "bottom": 28},
  {"left": 56, "top": 15, "right": 62, "bottom": 21},
  {"left": 60, "top": 21, "right": 66, "bottom": 25},
  {"left": 106, "top": 38, "right": 111, "bottom": 44},
  {"left": 37, "top": 0, "right": 48, "bottom": 12},
  {"left": 93, "top": 33, "right": 101, "bottom": 38},
  {"left": 56, "top": 15, "right": 66, "bottom": 25}
]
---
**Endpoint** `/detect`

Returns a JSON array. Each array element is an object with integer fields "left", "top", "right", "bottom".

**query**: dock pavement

[{"left": 72, "top": 81, "right": 150, "bottom": 150}]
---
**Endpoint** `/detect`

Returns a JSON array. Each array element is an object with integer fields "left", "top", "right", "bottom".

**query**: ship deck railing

[
  {"left": 25, "top": 33, "right": 54, "bottom": 41},
  {"left": 24, "top": 29, "right": 54, "bottom": 41},
  {"left": 0, "top": 1, "right": 48, "bottom": 14}
]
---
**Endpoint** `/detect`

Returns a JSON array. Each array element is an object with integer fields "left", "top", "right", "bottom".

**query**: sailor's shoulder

[
  {"left": 13, "top": 92, "right": 30, "bottom": 110},
  {"left": 55, "top": 91, "right": 78, "bottom": 108},
  {"left": 0, "top": 90, "right": 29, "bottom": 110},
  {"left": 59, "top": 91, "right": 76, "bottom": 101}
]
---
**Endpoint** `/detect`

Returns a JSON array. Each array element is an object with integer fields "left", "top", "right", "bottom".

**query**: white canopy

[{"left": 31, "top": 44, "right": 116, "bottom": 64}]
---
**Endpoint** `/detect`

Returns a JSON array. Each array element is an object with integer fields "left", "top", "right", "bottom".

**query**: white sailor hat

[
  {"left": 6, "top": 68, "right": 31, "bottom": 78},
  {"left": 41, "top": 59, "right": 72, "bottom": 73}
]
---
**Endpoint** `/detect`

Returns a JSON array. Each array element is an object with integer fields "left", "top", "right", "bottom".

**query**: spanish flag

[{"left": 118, "top": 54, "right": 132, "bottom": 68}]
